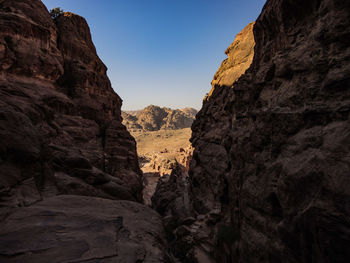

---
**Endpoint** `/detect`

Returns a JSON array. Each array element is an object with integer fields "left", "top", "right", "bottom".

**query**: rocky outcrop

[
  {"left": 185, "top": 0, "right": 350, "bottom": 262},
  {"left": 179, "top": 107, "right": 198, "bottom": 119},
  {"left": 0, "top": 0, "right": 142, "bottom": 212},
  {"left": 142, "top": 146, "right": 193, "bottom": 177},
  {"left": 143, "top": 146, "right": 193, "bottom": 205},
  {"left": 204, "top": 22, "right": 255, "bottom": 101},
  {"left": 152, "top": 163, "right": 191, "bottom": 218},
  {"left": 0, "top": 195, "right": 172, "bottom": 262},
  {"left": 122, "top": 105, "right": 198, "bottom": 132}
]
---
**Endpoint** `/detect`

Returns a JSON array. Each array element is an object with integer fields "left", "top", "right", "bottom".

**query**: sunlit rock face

[
  {"left": 122, "top": 105, "right": 198, "bottom": 132},
  {"left": 205, "top": 21, "right": 255, "bottom": 101},
  {"left": 174, "top": 0, "right": 350, "bottom": 262}
]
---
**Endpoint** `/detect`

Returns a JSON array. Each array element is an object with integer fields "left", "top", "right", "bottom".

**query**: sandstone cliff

[
  {"left": 154, "top": 0, "right": 350, "bottom": 262},
  {"left": 122, "top": 105, "right": 198, "bottom": 132},
  {"left": 0, "top": 0, "right": 142, "bottom": 207},
  {"left": 204, "top": 21, "right": 255, "bottom": 101},
  {"left": 0, "top": 1, "right": 173, "bottom": 261}
]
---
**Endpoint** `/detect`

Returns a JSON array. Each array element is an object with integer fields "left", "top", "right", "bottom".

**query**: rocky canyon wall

[
  {"left": 156, "top": 0, "right": 350, "bottom": 262},
  {"left": 0, "top": 1, "right": 174, "bottom": 261},
  {"left": 0, "top": 0, "right": 143, "bottom": 210}
]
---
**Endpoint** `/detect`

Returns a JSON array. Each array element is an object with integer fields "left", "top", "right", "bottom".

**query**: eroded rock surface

[
  {"left": 0, "top": 1, "right": 175, "bottom": 261},
  {"left": 204, "top": 21, "right": 255, "bottom": 101},
  {"left": 122, "top": 105, "right": 197, "bottom": 132},
  {"left": 155, "top": 0, "right": 350, "bottom": 262},
  {"left": 0, "top": 0, "right": 142, "bottom": 213},
  {"left": 151, "top": 163, "right": 196, "bottom": 262},
  {"left": 143, "top": 146, "right": 193, "bottom": 206},
  {"left": 0, "top": 195, "right": 173, "bottom": 263}
]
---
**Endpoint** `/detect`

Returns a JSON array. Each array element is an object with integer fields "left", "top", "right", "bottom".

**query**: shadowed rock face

[
  {"left": 0, "top": 0, "right": 142, "bottom": 211},
  {"left": 0, "top": 195, "right": 172, "bottom": 263},
  {"left": 164, "top": 0, "right": 349, "bottom": 262}
]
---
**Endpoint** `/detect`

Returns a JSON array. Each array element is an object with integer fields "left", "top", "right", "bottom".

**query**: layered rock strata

[
  {"left": 154, "top": 0, "right": 350, "bottom": 262},
  {"left": 0, "top": 0, "right": 142, "bottom": 212},
  {"left": 0, "top": 1, "right": 175, "bottom": 261}
]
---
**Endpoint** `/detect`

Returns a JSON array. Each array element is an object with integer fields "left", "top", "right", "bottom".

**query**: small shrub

[{"left": 50, "top": 7, "right": 64, "bottom": 19}]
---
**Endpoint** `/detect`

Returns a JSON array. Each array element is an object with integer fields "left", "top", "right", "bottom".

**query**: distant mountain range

[{"left": 122, "top": 105, "right": 198, "bottom": 131}]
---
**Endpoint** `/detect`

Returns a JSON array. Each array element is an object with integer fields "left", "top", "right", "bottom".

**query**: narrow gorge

[{"left": 0, "top": 0, "right": 349, "bottom": 262}]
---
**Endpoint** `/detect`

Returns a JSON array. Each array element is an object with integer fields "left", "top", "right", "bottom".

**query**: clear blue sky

[{"left": 42, "top": 0, "right": 265, "bottom": 110}]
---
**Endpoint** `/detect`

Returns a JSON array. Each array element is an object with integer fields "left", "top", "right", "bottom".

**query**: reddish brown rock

[
  {"left": 0, "top": 0, "right": 63, "bottom": 81},
  {"left": 0, "top": 0, "right": 142, "bottom": 213},
  {"left": 0, "top": 1, "right": 176, "bottom": 261}
]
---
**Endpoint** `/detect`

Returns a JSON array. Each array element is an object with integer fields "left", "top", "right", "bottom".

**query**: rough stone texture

[
  {"left": 152, "top": 163, "right": 191, "bottom": 218},
  {"left": 143, "top": 146, "right": 193, "bottom": 177},
  {"left": 0, "top": 195, "right": 173, "bottom": 263},
  {"left": 122, "top": 105, "right": 198, "bottom": 132},
  {"left": 204, "top": 22, "right": 255, "bottom": 101},
  {"left": 143, "top": 146, "right": 193, "bottom": 206},
  {"left": 0, "top": 1, "right": 177, "bottom": 261},
  {"left": 0, "top": 0, "right": 142, "bottom": 214},
  {"left": 151, "top": 164, "right": 195, "bottom": 262},
  {"left": 187, "top": 0, "right": 350, "bottom": 262}
]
